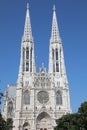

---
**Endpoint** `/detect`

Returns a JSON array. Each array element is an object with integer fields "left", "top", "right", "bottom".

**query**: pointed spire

[
  {"left": 27, "top": 3, "right": 29, "bottom": 9},
  {"left": 50, "top": 5, "right": 60, "bottom": 43},
  {"left": 53, "top": 5, "right": 56, "bottom": 11},
  {"left": 23, "top": 3, "right": 33, "bottom": 41}
]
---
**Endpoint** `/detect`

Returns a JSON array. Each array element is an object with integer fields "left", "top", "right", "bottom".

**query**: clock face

[{"left": 37, "top": 91, "right": 49, "bottom": 104}]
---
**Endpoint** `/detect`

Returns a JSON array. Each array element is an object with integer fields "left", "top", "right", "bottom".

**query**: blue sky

[{"left": 0, "top": 0, "right": 87, "bottom": 113}]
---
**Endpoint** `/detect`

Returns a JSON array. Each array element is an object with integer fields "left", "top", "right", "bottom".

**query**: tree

[
  {"left": 78, "top": 101, "right": 87, "bottom": 129},
  {"left": 6, "top": 118, "right": 13, "bottom": 130},
  {"left": 55, "top": 101, "right": 87, "bottom": 130},
  {"left": 55, "top": 113, "right": 80, "bottom": 130},
  {"left": 0, "top": 113, "right": 6, "bottom": 130},
  {"left": 78, "top": 101, "right": 87, "bottom": 115},
  {"left": 0, "top": 113, "right": 13, "bottom": 130}
]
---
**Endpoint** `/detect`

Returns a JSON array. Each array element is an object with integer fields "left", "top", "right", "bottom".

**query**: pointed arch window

[
  {"left": 26, "top": 47, "right": 29, "bottom": 60},
  {"left": 52, "top": 49, "right": 54, "bottom": 60},
  {"left": 56, "top": 90, "right": 62, "bottom": 105},
  {"left": 56, "top": 48, "right": 58, "bottom": 60},
  {"left": 26, "top": 62, "right": 29, "bottom": 71},
  {"left": 56, "top": 62, "right": 59, "bottom": 72},
  {"left": 23, "top": 48, "right": 25, "bottom": 71},
  {"left": 8, "top": 101, "right": 13, "bottom": 116},
  {"left": 53, "top": 63, "right": 55, "bottom": 72},
  {"left": 52, "top": 49, "right": 55, "bottom": 72},
  {"left": 23, "top": 90, "right": 30, "bottom": 105},
  {"left": 30, "top": 48, "right": 32, "bottom": 72}
]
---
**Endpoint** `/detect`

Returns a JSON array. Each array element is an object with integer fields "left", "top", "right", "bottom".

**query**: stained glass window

[{"left": 37, "top": 91, "right": 49, "bottom": 104}]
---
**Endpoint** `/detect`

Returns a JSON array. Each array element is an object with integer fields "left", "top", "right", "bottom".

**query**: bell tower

[
  {"left": 48, "top": 5, "right": 71, "bottom": 115},
  {"left": 18, "top": 3, "right": 35, "bottom": 85},
  {"left": 22, "top": 3, "right": 35, "bottom": 74},
  {"left": 13, "top": 4, "right": 36, "bottom": 130},
  {"left": 49, "top": 5, "right": 66, "bottom": 77}
]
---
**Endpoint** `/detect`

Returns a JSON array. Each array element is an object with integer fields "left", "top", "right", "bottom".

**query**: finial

[
  {"left": 27, "top": 3, "right": 29, "bottom": 9},
  {"left": 53, "top": 5, "right": 56, "bottom": 11}
]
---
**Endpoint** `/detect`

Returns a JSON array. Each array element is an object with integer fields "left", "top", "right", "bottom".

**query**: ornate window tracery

[
  {"left": 34, "top": 69, "right": 51, "bottom": 88},
  {"left": 37, "top": 91, "right": 49, "bottom": 104}
]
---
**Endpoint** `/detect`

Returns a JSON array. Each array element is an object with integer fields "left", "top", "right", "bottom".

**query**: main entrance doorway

[
  {"left": 36, "top": 112, "right": 53, "bottom": 130},
  {"left": 40, "top": 128, "right": 47, "bottom": 130},
  {"left": 23, "top": 122, "right": 30, "bottom": 130}
]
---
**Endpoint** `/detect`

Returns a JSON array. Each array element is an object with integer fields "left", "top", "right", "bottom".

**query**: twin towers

[{"left": 18, "top": 3, "right": 66, "bottom": 76}]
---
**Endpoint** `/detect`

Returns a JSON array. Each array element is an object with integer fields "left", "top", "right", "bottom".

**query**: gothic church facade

[{"left": 2, "top": 3, "right": 71, "bottom": 130}]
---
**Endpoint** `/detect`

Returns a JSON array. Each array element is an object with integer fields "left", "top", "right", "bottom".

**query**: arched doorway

[{"left": 36, "top": 112, "right": 53, "bottom": 130}]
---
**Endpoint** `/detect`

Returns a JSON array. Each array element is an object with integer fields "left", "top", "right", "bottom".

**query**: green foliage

[
  {"left": 6, "top": 118, "right": 13, "bottom": 130},
  {"left": 55, "top": 114, "right": 79, "bottom": 130},
  {"left": 78, "top": 101, "right": 87, "bottom": 115},
  {"left": 0, "top": 114, "right": 13, "bottom": 130},
  {"left": 55, "top": 101, "right": 87, "bottom": 130},
  {"left": 0, "top": 113, "right": 6, "bottom": 130},
  {"left": 78, "top": 101, "right": 87, "bottom": 129}
]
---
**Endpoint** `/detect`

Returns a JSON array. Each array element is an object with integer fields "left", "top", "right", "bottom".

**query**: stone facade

[{"left": 2, "top": 3, "right": 71, "bottom": 130}]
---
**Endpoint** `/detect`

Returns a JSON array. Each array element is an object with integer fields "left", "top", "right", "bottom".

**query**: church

[{"left": 2, "top": 3, "right": 71, "bottom": 130}]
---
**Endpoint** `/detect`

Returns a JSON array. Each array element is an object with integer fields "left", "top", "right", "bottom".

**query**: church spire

[
  {"left": 18, "top": 3, "right": 35, "bottom": 84},
  {"left": 49, "top": 5, "right": 66, "bottom": 76},
  {"left": 23, "top": 3, "right": 33, "bottom": 41},
  {"left": 50, "top": 5, "right": 60, "bottom": 43}
]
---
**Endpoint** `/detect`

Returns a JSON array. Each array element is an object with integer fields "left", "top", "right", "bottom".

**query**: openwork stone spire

[
  {"left": 50, "top": 5, "right": 60, "bottom": 43},
  {"left": 23, "top": 3, "right": 33, "bottom": 41},
  {"left": 18, "top": 3, "right": 35, "bottom": 85},
  {"left": 49, "top": 5, "right": 66, "bottom": 76}
]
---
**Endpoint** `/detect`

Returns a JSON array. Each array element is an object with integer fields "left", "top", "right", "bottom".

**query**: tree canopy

[
  {"left": 0, "top": 113, "right": 6, "bottom": 130},
  {"left": 55, "top": 101, "right": 87, "bottom": 130},
  {"left": 0, "top": 113, "right": 13, "bottom": 130}
]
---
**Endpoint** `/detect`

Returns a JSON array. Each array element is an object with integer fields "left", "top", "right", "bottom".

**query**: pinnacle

[
  {"left": 53, "top": 5, "right": 56, "bottom": 11},
  {"left": 27, "top": 3, "right": 29, "bottom": 9},
  {"left": 50, "top": 5, "right": 60, "bottom": 42},
  {"left": 23, "top": 3, "right": 33, "bottom": 41}
]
